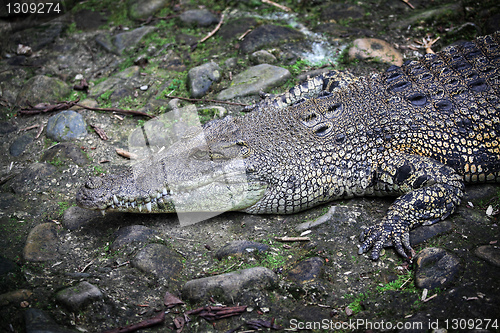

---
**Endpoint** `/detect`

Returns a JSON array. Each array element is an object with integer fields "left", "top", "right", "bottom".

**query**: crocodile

[{"left": 77, "top": 32, "right": 500, "bottom": 260}]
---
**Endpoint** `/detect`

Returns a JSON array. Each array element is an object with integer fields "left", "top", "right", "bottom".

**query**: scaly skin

[{"left": 77, "top": 32, "right": 500, "bottom": 260}]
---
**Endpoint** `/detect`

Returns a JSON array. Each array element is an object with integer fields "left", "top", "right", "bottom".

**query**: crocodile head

[{"left": 76, "top": 115, "right": 268, "bottom": 215}]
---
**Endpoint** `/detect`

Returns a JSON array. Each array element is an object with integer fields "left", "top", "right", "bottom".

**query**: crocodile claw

[{"left": 358, "top": 219, "right": 414, "bottom": 260}]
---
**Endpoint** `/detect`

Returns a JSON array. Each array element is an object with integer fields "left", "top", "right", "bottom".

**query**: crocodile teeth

[
  {"left": 157, "top": 193, "right": 161, "bottom": 199},
  {"left": 163, "top": 188, "right": 168, "bottom": 195},
  {"left": 100, "top": 210, "right": 106, "bottom": 216},
  {"left": 138, "top": 204, "right": 142, "bottom": 212},
  {"left": 113, "top": 195, "right": 119, "bottom": 205},
  {"left": 145, "top": 202, "right": 152, "bottom": 212},
  {"left": 131, "top": 202, "right": 135, "bottom": 208}
]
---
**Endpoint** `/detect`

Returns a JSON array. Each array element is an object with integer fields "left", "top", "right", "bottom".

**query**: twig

[
  {"left": 274, "top": 236, "right": 310, "bottom": 242},
  {"left": 35, "top": 123, "right": 44, "bottom": 139},
  {"left": 81, "top": 259, "right": 94, "bottom": 273},
  {"left": 116, "top": 148, "right": 138, "bottom": 160},
  {"left": 90, "top": 124, "right": 109, "bottom": 141},
  {"left": 18, "top": 124, "right": 39, "bottom": 132},
  {"left": 75, "top": 103, "right": 155, "bottom": 118},
  {"left": 238, "top": 28, "right": 253, "bottom": 40},
  {"left": 100, "top": 311, "right": 165, "bottom": 333},
  {"left": 199, "top": 13, "right": 225, "bottom": 43},
  {"left": 262, "top": 0, "right": 291, "bottom": 11},
  {"left": 165, "top": 95, "right": 248, "bottom": 107},
  {"left": 400, "top": 0, "right": 415, "bottom": 9}
]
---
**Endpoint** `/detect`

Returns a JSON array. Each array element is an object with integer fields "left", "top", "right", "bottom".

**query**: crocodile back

[{"left": 280, "top": 32, "right": 500, "bottom": 184}]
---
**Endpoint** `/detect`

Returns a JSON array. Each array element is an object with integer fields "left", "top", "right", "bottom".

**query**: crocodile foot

[{"left": 358, "top": 218, "right": 416, "bottom": 260}]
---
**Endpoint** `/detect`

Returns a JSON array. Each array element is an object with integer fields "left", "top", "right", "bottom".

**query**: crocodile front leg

[{"left": 359, "top": 154, "right": 465, "bottom": 260}]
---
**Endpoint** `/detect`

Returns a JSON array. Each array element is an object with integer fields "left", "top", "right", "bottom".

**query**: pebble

[
  {"left": 187, "top": 61, "right": 222, "bottom": 98},
  {"left": 409, "top": 221, "right": 453, "bottom": 246},
  {"left": 128, "top": 0, "right": 170, "bottom": 20},
  {"left": 62, "top": 206, "right": 102, "bottom": 230},
  {"left": 46, "top": 110, "right": 88, "bottom": 141},
  {"left": 250, "top": 50, "right": 277, "bottom": 65},
  {"left": 23, "top": 223, "right": 60, "bottom": 262},
  {"left": 215, "top": 240, "right": 270, "bottom": 260},
  {"left": 240, "top": 24, "right": 304, "bottom": 54},
  {"left": 55, "top": 281, "right": 103, "bottom": 312},
  {"left": 131, "top": 243, "right": 183, "bottom": 282},
  {"left": 25, "top": 308, "right": 75, "bottom": 333},
  {"left": 475, "top": 245, "right": 500, "bottom": 267},
  {"left": 414, "top": 247, "right": 460, "bottom": 289},
  {"left": 40, "top": 142, "right": 90, "bottom": 166},
  {"left": 348, "top": 38, "right": 403, "bottom": 66},
  {"left": 96, "top": 26, "right": 156, "bottom": 55},
  {"left": 111, "top": 225, "right": 159, "bottom": 251},
  {"left": 179, "top": 9, "right": 219, "bottom": 27},
  {"left": 10, "top": 162, "right": 57, "bottom": 194},
  {"left": 16, "top": 75, "right": 71, "bottom": 106},
  {"left": 217, "top": 64, "right": 291, "bottom": 100},
  {"left": 9, "top": 133, "right": 33, "bottom": 157},
  {"left": 287, "top": 257, "right": 324, "bottom": 285},
  {"left": 182, "top": 266, "right": 277, "bottom": 303}
]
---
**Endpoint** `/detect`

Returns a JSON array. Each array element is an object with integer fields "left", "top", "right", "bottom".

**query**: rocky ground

[{"left": 1, "top": 0, "right": 500, "bottom": 332}]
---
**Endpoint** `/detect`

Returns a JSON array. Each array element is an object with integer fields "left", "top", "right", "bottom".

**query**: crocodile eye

[{"left": 191, "top": 149, "right": 209, "bottom": 160}]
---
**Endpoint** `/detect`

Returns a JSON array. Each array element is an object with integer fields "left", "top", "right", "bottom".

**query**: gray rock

[
  {"left": 475, "top": 245, "right": 500, "bottom": 267},
  {"left": 415, "top": 248, "right": 460, "bottom": 289},
  {"left": 96, "top": 26, "right": 156, "bottom": 55},
  {"left": 10, "top": 162, "right": 57, "bottom": 195},
  {"left": 240, "top": 24, "right": 304, "bottom": 54},
  {"left": 215, "top": 240, "right": 270, "bottom": 260},
  {"left": 409, "top": 221, "right": 453, "bottom": 246},
  {"left": 89, "top": 66, "right": 142, "bottom": 99},
  {"left": 217, "top": 64, "right": 291, "bottom": 100},
  {"left": 74, "top": 9, "right": 108, "bottom": 30},
  {"left": 182, "top": 266, "right": 277, "bottom": 303},
  {"left": 62, "top": 206, "right": 102, "bottom": 230},
  {"left": 219, "top": 17, "right": 257, "bottom": 40},
  {"left": 112, "top": 225, "right": 159, "bottom": 251},
  {"left": 249, "top": 50, "right": 277, "bottom": 65},
  {"left": 25, "top": 308, "right": 77, "bottom": 333},
  {"left": 224, "top": 57, "right": 237, "bottom": 69},
  {"left": 0, "top": 121, "right": 17, "bottom": 134},
  {"left": 187, "top": 61, "right": 222, "bottom": 98},
  {"left": 128, "top": 0, "right": 169, "bottom": 20},
  {"left": 46, "top": 111, "right": 87, "bottom": 141},
  {"left": 132, "top": 243, "right": 183, "bottom": 282},
  {"left": 16, "top": 75, "right": 71, "bottom": 106},
  {"left": 40, "top": 142, "right": 90, "bottom": 166},
  {"left": 55, "top": 281, "right": 103, "bottom": 312},
  {"left": 24, "top": 223, "right": 60, "bottom": 262},
  {"left": 287, "top": 257, "right": 324, "bottom": 285},
  {"left": 9, "top": 133, "right": 33, "bottom": 157},
  {"left": 179, "top": 9, "right": 219, "bottom": 27}
]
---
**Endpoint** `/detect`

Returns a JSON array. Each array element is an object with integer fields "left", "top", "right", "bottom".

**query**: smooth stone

[
  {"left": 187, "top": 61, "right": 222, "bottom": 98},
  {"left": 217, "top": 64, "right": 291, "bottom": 100},
  {"left": 89, "top": 66, "right": 141, "bottom": 98},
  {"left": 55, "top": 281, "right": 103, "bottom": 312},
  {"left": 16, "top": 75, "right": 71, "bottom": 106},
  {"left": 74, "top": 9, "right": 107, "bottom": 30},
  {"left": 319, "top": 2, "right": 365, "bottom": 22},
  {"left": 182, "top": 267, "right": 277, "bottom": 303},
  {"left": 62, "top": 206, "right": 102, "bottom": 230},
  {"left": 111, "top": 225, "right": 159, "bottom": 251},
  {"left": 131, "top": 243, "right": 183, "bottom": 282},
  {"left": 0, "top": 289, "right": 32, "bottom": 306},
  {"left": 249, "top": 50, "right": 277, "bottom": 65},
  {"left": 219, "top": 17, "right": 257, "bottom": 40},
  {"left": 25, "top": 308, "right": 76, "bottom": 333},
  {"left": 409, "top": 221, "right": 453, "bottom": 246},
  {"left": 10, "top": 162, "right": 57, "bottom": 195},
  {"left": 179, "top": 9, "right": 219, "bottom": 27},
  {"left": 415, "top": 248, "right": 460, "bottom": 289},
  {"left": 128, "top": 0, "right": 170, "bottom": 20},
  {"left": 475, "top": 245, "right": 500, "bottom": 267},
  {"left": 9, "top": 133, "right": 33, "bottom": 157},
  {"left": 215, "top": 240, "right": 270, "bottom": 260},
  {"left": 40, "top": 142, "right": 90, "bottom": 166},
  {"left": 348, "top": 38, "right": 403, "bottom": 66},
  {"left": 240, "top": 24, "right": 304, "bottom": 54},
  {"left": 0, "top": 121, "right": 17, "bottom": 134},
  {"left": 23, "top": 223, "right": 60, "bottom": 262},
  {"left": 287, "top": 257, "right": 324, "bottom": 285},
  {"left": 46, "top": 111, "right": 87, "bottom": 141},
  {"left": 96, "top": 26, "right": 156, "bottom": 55}
]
